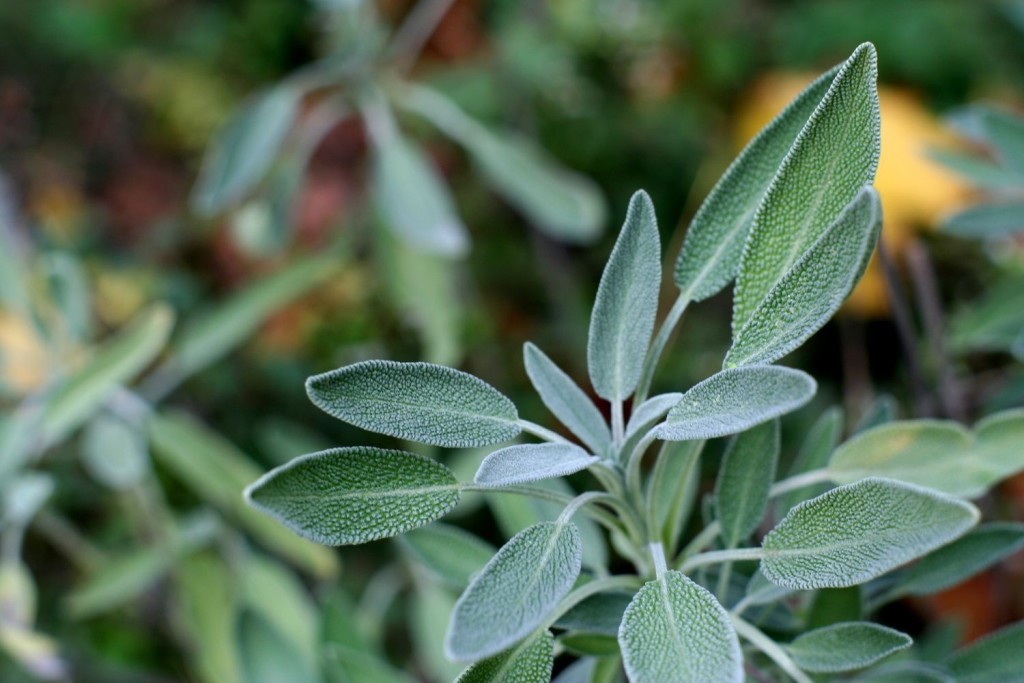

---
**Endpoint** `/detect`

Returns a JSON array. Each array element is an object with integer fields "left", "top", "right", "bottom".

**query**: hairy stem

[
  {"left": 768, "top": 469, "right": 832, "bottom": 499},
  {"left": 516, "top": 419, "right": 574, "bottom": 445},
  {"left": 675, "top": 521, "right": 722, "bottom": 569},
  {"left": 679, "top": 547, "right": 763, "bottom": 574}
]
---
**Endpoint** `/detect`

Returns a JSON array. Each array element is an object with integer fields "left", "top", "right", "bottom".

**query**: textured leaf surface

[
  {"left": 474, "top": 443, "right": 598, "bottom": 487},
  {"left": 674, "top": 66, "right": 838, "bottom": 301},
  {"left": 587, "top": 190, "right": 661, "bottom": 401},
  {"left": 873, "top": 523, "right": 1024, "bottom": 604},
  {"left": 761, "top": 478, "right": 979, "bottom": 589},
  {"left": 943, "top": 200, "right": 1024, "bottom": 239},
  {"left": 733, "top": 43, "right": 880, "bottom": 334},
  {"left": 625, "top": 393, "right": 683, "bottom": 442},
  {"left": 524, "top": 343, "right": 610, "bottom": 456},
  {"left": 787, "top": 623, "right": 911, "bottom": 672},
  {"left": 715, "top": 420, "right": 779, "bottom": 547},
  {"left": 399, "top": 523, "right": 495, "bottom": 590},
  {"left": 306, "top": 361, "right": 519, "bottom": 447},
  {"left": 619, "top": 570, "right": 742, "bottom": 683},
  {"left": 828, "top": 411, "right": 1024, "bottom": 498},
  {"left": 446, "top": 521, "right": 581, "bottom": 661},
  {"left": 193, "top": 85, "right": 300, "bottom": 215},
  {"left": 726, "top": 187, "right": 881, "bottom": 367},
  {"left": 246, "top": 447, "right": 460, "bottom": 546},
  {"left": 657, "top": 366, "right": 815, "bottom": 442},
  {"left": 371, "top": 127, "right": 468, "bottom": 255},
  {"left": 454, "top": 630, "right": 554, "bottom": 683},
  {"left": 946, "top": 621, "right": 1024, "bottom": 683}
]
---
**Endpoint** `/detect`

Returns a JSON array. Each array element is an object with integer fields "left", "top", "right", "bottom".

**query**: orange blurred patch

[
  {"left": 735, "top": 73, "right": 974, "bottom": 317},
  {"left": 0, "top": 313, "right": 50, "bottom": 394}
]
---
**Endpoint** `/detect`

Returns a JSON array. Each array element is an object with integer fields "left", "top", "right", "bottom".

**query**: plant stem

[
  {"left": 731, "top": 615, "right": 813, "bottom": 683},
  {"left": 675, "top": 521, "right": 722, "bottom": 568},
  {"left": 634, "top": 293, "right": 690, "bottom": 405},
  {"left": 716, "top": 558, "right": 734, "bottom": 605},
  {"left": 611, "top": 399, "right": 625, "bottom": 449},
  {"left": 462, "top": 484, "right": 634, "bottom": 538},
  {"left": 768, "top": 469, "right": 832, "bottom": 499},
  {"left": 679, "top": 547, "right": 762, "bottom": 574},
  {"left": 649, "top": 542, "right": 669, "bottom": 580},
  {"left": 624, "top": 429, "right": 658, "bottom": 505},
  {"left": 387, "top": 0, "right": 458, "bottom": 72},
  {"left": 516, "top": 419, "right": 575, "bottom": 445}
]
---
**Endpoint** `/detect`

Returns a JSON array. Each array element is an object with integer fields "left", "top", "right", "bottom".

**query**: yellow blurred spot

[
  {"left": 735, "top": 73, "right": 973, "bottom": 317},
  {"left": 94, "top": 268, "right": 149, "bottom": 326},
  {"left": 0, "top": 313, "right": 50, "bottom": 394}
]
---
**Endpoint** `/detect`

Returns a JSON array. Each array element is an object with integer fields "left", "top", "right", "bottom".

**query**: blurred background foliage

[{"left": 1, "top": 0, "right": 1024, "bottom": 681}]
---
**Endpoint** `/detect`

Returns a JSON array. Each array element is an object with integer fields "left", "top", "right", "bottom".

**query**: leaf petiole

[{"left": 731, "top": 615, "right": 813, "bottom": 683}]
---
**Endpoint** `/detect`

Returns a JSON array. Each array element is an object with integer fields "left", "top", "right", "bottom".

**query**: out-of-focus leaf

[
  {"left": 192, "top": 85, "right": 302, "bottom": 216},
  {"left": 37, "top": 252, "right": 91, "bottom": 343},
  {"left": 411, "top": 582, "right": 463, "bottom": 682},
  {"left": 929, "top": 148, "right": 1024, "bottom": 190},
  {"left": 554, "top": 590, "right": 632, "bottom": 636},
  {"left": 946, "top": 621, "right": 1024, "bottom": 683},
  {"left": 306, "top": 361, "right": 520, "bottom": 448},
  {"left": 648, "top": 440, "right": 703, "bottom": 555},
  {"left": 246, "top": 447, "right": 461, "bottom": 546},
  {"left": 1, "top": 473, "right": 53, "bottom": 529},
  {"left": 238, "top": 610, "right": 321, "bottom": 683},
  {"left": 949, "top": 274, "right": 1024, "bottom": 354},
  {"left": 399, "top": 85, "right": 604, "bottom": 243},
  {"left": 175, "top": 552, "right": 241, "bottom": 683},
  {"left": 80, "top": 414, "right": 149, "bottom": 491},
  {"left": 241, "top": 555, "right": 319, "bottom": 669},
  {"left": 715, "top": 420, "right": 779, "bottom": 547},
  {"left": 149, "top": 411, "right": 339, "bottom": 578},
  {"left": 323, "top": 646, "right": 411, "bottom": 683},
  {"left": 787, "top": 623, "right": 911, "bottom": 673},
  {"left": 943, "top": 200, "right": 1024, "bottom": 238},
  {"left": 779, "top": 406, "right": 843, "bottom": 515},
  {"left": 399, "top": 523, "right": 495, "bottom": 590}
]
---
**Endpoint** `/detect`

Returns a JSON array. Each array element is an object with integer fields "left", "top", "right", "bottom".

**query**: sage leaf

[
  {"left": 943, "top": 200, "right": 1024, "bottom": 239},
  {"left": 778, "top": 406, "right": 843, "bottom": 515},
  {"left": 733, "top": 43, "right": 881, "bottom": 335},
  {"left": 619, "top": 570, "right": 743, "bottom": 683},
  {"left": 871, "top": 523, "right": 1024, "bottom": 605},
  {"left": 245, "top": 447, "right": 461, "bottom": 546},
  {"left": 625, "top": 393, "right": 683, "bottom": 442},
  {"left": 715, "top": 420, "right": 780, "bottom": 547},
  {"left": 176, "top": 553, "right": 241, "bottom": 683},
  {"left": 587, "top": 190, "right": 661, "bottom": 401},
  {"left": 524, "top": 342, "right": 611, "bottom": 457},
  {"left": 474, "top": 443, "right": 598, "bottom": 487},
  {"left": 787, "top": 623, "right": 911, "bottom": 673},
  {"left": 399, "top": 523, "right": 496, "bottom": 591},
  {"left": 193, "top": 85, "right": 301, "bottom": 216},
  {"left": 674, "top": 65, "right": 838, "bottom": 301},
  {"left": 238, "top": 611, "right": 321, "bottom": 683},
  {"left": 306, "top": 361, "right": 520, "bottom": 448},
  {"left": 323, "top": 646, "right": 412, "bottom": 683},
  {"left": 554, "top": 591, "right": 633, "bottom": 636},
  {"left": 946, "top": 621, "right": 1024, "bottom": 683},
  {"left": 854, "top": 662, "right": 956, "bottom": 682},
  {"left": 656, "top": 366, "right": 816, "bottom": 442},
  {"left": 761, "top": 478, "right": 979, "bottom": 590},
  {"left": 370, "top": 127, "right": 468, "bottom": 256},
  {"left": 726, "top": 186, "right": 881, "bottom": 367},
  {"left": 648, "top": 440, "right": 703, "bottom": 554},
  {"left": 446, "top": 521, "right": 581, "bottom": 661},
  {"left": 454, "top": 630, "right": 554, "bottom": 683},
  {"left": 81, "top": 415, "right": 149, "bottom": 491},
  {"left": 976, "top": 106, "right": 1024, "bottom": 174}
]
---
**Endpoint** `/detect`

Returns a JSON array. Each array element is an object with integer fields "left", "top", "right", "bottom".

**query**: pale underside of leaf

[{"left": 474, "top": 443, "right": 599, "bottom": 487}]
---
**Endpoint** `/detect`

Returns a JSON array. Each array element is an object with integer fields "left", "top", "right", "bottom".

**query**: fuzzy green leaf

[
  {"left": 399, "top": 523, "right": 496, "bottom": 590},
  {"left": 761, "top": 478, "right": 979, "bottom": 590},
  {"left": 454, "top": 630, "right": 554, "bottom": 683},
  {"left": 446, "top": 521, "right": 581, "bottom": 661},
  {"left": 787, "top": 623, "right": 911, "bottom": 673},
  {"left": 555, "top": 591, "right": 633, "bottom": 636},
  {"left": 726, "top": 187, "right": 881, "bottom": 367},
  {"left": 674, "top": 66, "right": 838, "bottom": 301},
  {"left": 733, "top": 43, "right": 880, "bottom": 335},
  {"left": 943, "top": 201, "right": 1024, "bottom": 239},
  {"left": 371, "top": 128, "right": 468, "bottom": 256},
  {"left": 192, "top": 85, "right": 300, "bottom": 216},
  {"left": 474, "top": 443, "right": 598, "bottom": 487},
  {"left": 625, "top": 393, "right": 683, "bottom": 442},
  {"left": 946, "top": 621, "right": 1024, "bottom": 683},
  {"left": 587, "top": 190, "right": 661, "bottom": 401},
  {"left": 828, "top": 411, "right": 1024, "bottom": 498},
  {"left": 619, "top": 570, "right": 742, "bottom": 683},
  {"left": 306, "top": 361, "right": 520, "bottom": 448},
  {"left": 656, "top": 366, "right": 816, "bottom": 442},
  {"left": 872, "top": 523, "right": 1024, "bottom": 605},
  {"left": 524, "top": 343, "right": 610, "bottom": 456},
  {"left": 715, "top": 420, "right": 780, "bottom": 547},
  {"left": 245, "top": 447, "right": 461, "bottom": 546}
]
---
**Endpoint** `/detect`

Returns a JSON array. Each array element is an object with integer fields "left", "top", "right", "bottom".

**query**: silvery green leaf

[
  {"left": 587, "top": 190, "right": 661, "bottom": 401},
  {"left": 625, "top": 393, "right": 683, "bottom": 442},
  {"left": 853, "top": 662, "right": 955, "bottom": 682},
  {"left": 193, "top": 85, "right": 301, "bottom": 216},
  {"left": 943, "top": 201, "right": 1024, "bottom": 239},
  {"left": 411, "top": 583, "right": 462, "bottom": 682},
  {"left": 828, "top": 411, "right": 1024, "bottom": 498},
  {"left": 726, "top": 186, "right": 881, "bottom": 367},
  {"left": 323, "top": 646, "right": 412, "bottom": 683},
  {"left": 656, "top": 366, "right": 816, "bottom": 442},
  {"left": 245, "top": 447, "right": 461, "bottom": 545},
  {"left": 555, "top": 590, "right": 633, "bottom": 636},
  {"left": 674, "top": 65, "right": 839, "bottom": 301},
  {"left": 238, "top": 611, "right": 322, "bottom": 683},
  {"left": 306, "top": 361, "right": 520, "bottom": 448},
  {"left": 786, "top": 623, "right": 911, "bottom": 673},
  {"left": 871, "top": 523, "right": 1024, "bottom": 605},
  {"left": 946, "top": 621, "right": 1024, "bottom": 683},
  {"left": 474, "top": 443, "right": 598, "bottom": 487},
  {"left": 81, "top": 415, "right": 149, "bottom": 491},
  {"left": 524, "top": 342, "right": 610, "bottom": 457},
  {"left": 761, "top": 478, "right": 979, "bottom": 590},
  {"left": 619, "top": 570, "right": 742, "bottom": 683},
  {"left": 743, "top": 570, "right": 796, "bottom": 608},
  {"left": 648, "top": 440, "right": 703, "bottom": 554},
  {"left": 38, "top": 251, "right": 91, "bottom": 342},
  {"left": 398, "top": 84, "right": 604, "bottom": 244},
  {"left": 928, "top": 148, "right": 1024, "bottom": 190},
  {"left": 2, "top": 473, "right": 53, "bottom": 529},
  {"left": 446, "top": 521, "right": 581, "bottom": 661},
  {"left": 779, "top": 406, "right": 843, "bottom": 515},
  {"left": 241, "top": 555, "right": 319, "bottom": 670},
  {"left": 399, "top": 523, "right": 495, "bottom": 590},
  {"left": 715, "top": 420, "right": 779, "bottom": 547},
  {"left": 733, "top": 43, "right": 880, "bottom": 335},
  {"left": 370, "top": 128, "right": 468, "bottom": 256},
  {"left": 454, "top": 630, "right": 554, "bottom": 683}
]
